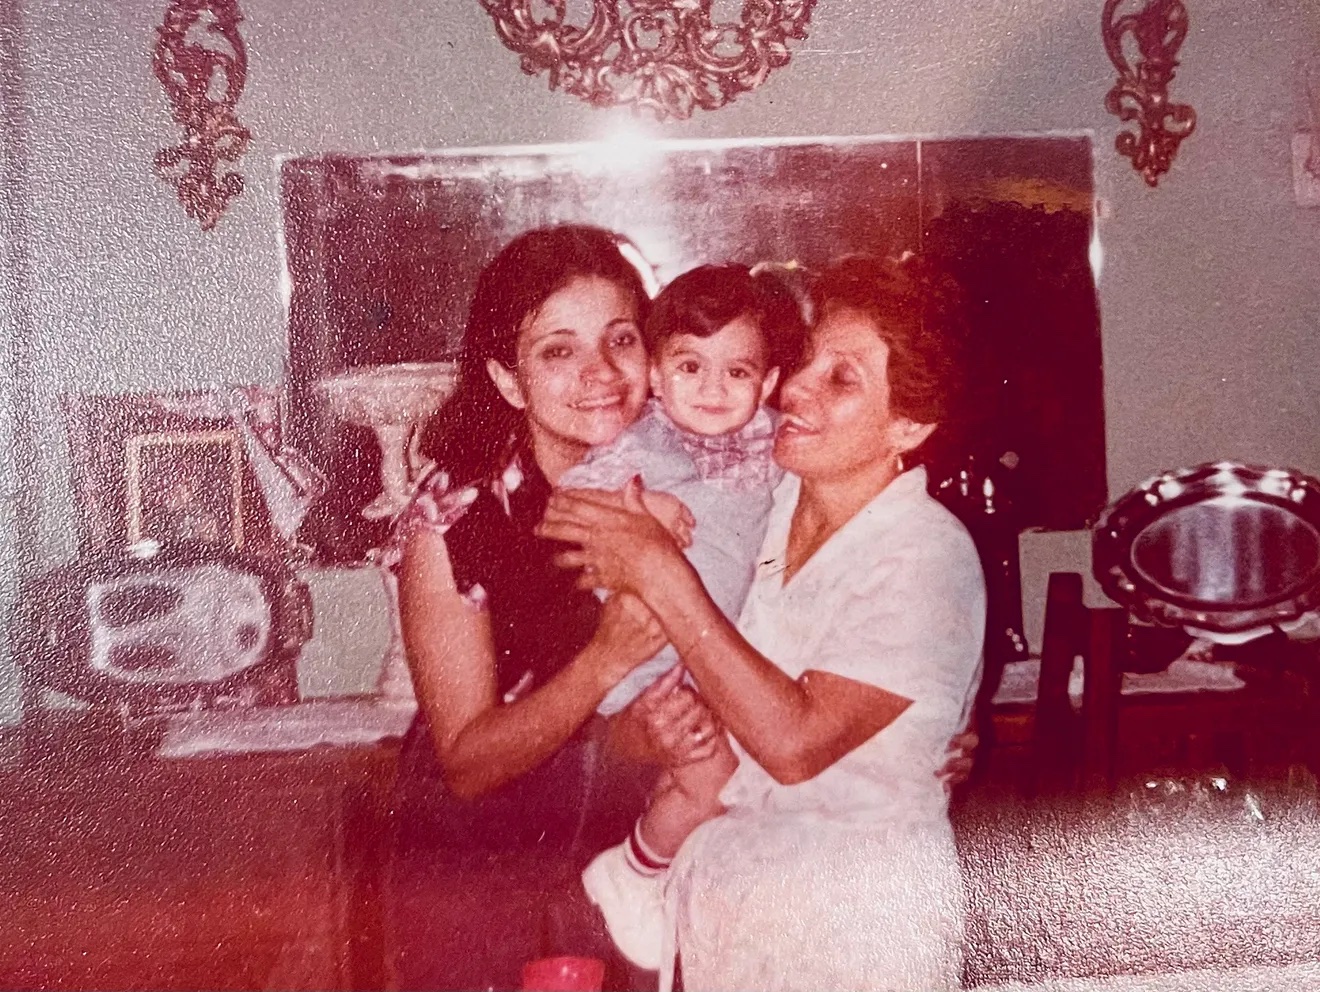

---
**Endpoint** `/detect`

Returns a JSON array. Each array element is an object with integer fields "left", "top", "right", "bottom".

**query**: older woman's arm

[
  {"left": 398, "top": 527, "right": 666, "bottom": 799},
  {"left": 640, "top": 556, "right": 913, "bottom": 783},
  {"left": 540, "top": 488, "right": 921, "bottom": 784}
]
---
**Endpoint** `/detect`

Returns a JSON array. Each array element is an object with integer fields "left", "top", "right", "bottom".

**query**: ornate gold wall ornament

[
  {"left": 479, "top": 0, "right": 817, "bottom": 121},
  {"left": 1102, "top": 0, "right": 1196, "bottom": 187},
  {"left": 153, "top": 0, "right": 252, "bottom": 230}
]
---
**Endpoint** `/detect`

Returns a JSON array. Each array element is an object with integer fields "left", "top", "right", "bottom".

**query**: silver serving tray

[{"left": 1093, "top": 462, "right": 1320, "bottom": 635}]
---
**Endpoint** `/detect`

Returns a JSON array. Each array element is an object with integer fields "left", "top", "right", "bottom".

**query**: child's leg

[
  {"left": 635, "top": 734, "right": 738, "bottom": 861},
  {"left": 583, "top": 735, "right": 737, "bottom": 970}
]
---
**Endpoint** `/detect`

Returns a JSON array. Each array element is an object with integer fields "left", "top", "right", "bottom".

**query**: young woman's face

[
  {"left": 495, "top": 275, "right": 649, "bottom": 479},
  {"left": 774, "top": 305, "right": 932, "bottom": 482}
]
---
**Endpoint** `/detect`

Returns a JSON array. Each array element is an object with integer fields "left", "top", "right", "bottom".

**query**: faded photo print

[{"left": 3, "top": 3, "right": 1320, "bottom": 992}]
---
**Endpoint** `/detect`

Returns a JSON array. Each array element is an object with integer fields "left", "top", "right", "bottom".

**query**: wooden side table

[{"left": 0, "top": 718, "right": 399, "bottom": 990}]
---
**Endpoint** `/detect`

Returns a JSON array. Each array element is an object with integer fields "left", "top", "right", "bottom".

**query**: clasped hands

[
  {"left": 537, "top": 476, "right": 692, "bottom": 595},
  {"left": 624, "top": 666, "right": 979, "bottom": 785},
  {"left": 628, "top": 664, "right": 725, "bottom": 768}
]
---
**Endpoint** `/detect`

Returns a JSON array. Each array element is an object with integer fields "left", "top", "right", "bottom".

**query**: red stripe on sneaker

[{"left": 626, "top": 827, "right": 669, "bottom": 875}]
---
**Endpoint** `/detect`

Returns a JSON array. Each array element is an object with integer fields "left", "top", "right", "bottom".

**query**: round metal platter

[{"left": 1093, "top": 462, "right": 1320, "bottom": 634}]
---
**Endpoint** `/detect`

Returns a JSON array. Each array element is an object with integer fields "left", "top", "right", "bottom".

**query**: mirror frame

[{"left": 1094, "top": 461, "right": 1320, "bottom": 634}]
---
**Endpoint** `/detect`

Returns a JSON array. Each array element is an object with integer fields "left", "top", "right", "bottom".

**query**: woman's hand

[
  {"left": 539, "top": 477, "right": 688, "bottom": 596},
  {"left": 937, "top": 726, "right": 979, "bottom": 793},
  {"left": 631, "top": 665, "right": 723, "bottom": 768},
  {"left": 578, "top": 590, "right": 668, "bottom": 693},
  {"left": 639, "top": 490, "right": 695, "bottom": 548}
]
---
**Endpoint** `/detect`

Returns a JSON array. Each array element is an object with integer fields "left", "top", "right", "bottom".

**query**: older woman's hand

[
  {"left": 632, "top": 665, "right": 723, "bottom": 768},
  {"left": 937, "top": 727, "right": 979, "bottom": 793},
  {"left": 539, "top": 477, "right": 685, "bottom": 596}
]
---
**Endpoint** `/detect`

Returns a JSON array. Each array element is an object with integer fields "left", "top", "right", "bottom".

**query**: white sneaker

[{"left": 581, "top": 843, "right": 666, "bottom": 971}]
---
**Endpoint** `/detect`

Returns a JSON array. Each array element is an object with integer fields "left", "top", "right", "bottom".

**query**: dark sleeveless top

[
  {"left": 383, "top": 453, "right": 658, "bottom": 991},
  {"left": 392, "top": 453, "right": 604, "bottom": 700},
  {"left": 385, "top": 452, "right": 638, "bottom": 856}
]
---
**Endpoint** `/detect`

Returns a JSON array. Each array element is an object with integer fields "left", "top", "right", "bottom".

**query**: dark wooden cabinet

[{"left": 0, "top": 727, "right": 397, "bottom": 990}]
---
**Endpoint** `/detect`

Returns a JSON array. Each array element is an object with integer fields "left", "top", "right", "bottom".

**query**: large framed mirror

[{"left": 278, "top": 133, "right": 1107, "bottom": 568}]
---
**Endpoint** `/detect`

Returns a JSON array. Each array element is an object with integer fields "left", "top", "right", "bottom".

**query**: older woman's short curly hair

[{"left": 809, "top": 253, "right": 969, "bottom": 429}]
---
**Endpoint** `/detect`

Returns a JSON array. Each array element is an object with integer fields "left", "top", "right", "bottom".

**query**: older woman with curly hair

[{"left": 542, "top": 253, "right": 986, "bottom": 991}]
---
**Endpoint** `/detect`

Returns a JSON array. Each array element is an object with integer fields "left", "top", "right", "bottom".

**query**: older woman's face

[
  {"left": 507, "top": 275, "right": 649, "bottom": 463},
  {"left": 774, "top": 305, "right": 929, "bottom": 482}
]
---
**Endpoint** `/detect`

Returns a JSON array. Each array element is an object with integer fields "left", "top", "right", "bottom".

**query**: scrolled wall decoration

[
  {"left": 1102, "top": 0, "right": 1196, "bottom": 187},
  {"left": 479, "top": 0, "right": 817, "bottom": 121},
  {"left": 153, "top": 0, "right": 252, "bottom": 230}
]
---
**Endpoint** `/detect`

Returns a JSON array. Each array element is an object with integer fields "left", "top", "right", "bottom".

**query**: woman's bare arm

[
  {"left": 398, "top": 526, "right": 664, "bottom": 799},
  {"left": 645, "top": 558, "right": 912, "bottom": 783},
  {"left": 539, "top": 487, "right": 911, "bottom": 785}
]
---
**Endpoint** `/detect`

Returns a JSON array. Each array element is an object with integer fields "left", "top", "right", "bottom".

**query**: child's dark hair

[
  {"left": 420, "top": 225, "right": 651, "bottom": 483},
  {"left": 644, "top": 264, "right": 807, "bottom": 376}
]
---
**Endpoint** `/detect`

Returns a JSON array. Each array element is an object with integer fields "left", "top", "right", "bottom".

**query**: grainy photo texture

[{"left": 2, "top": 3, "right": 1320, "bottom": 992}]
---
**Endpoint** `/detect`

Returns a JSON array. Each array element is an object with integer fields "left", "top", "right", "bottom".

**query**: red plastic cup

[{"left": 520, "top": 955, "right": 606, "bottom": 991}]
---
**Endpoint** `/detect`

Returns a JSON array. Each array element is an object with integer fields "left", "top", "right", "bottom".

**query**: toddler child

[{"left": 557, "top": 263, "right": 806, "bottom": 969}]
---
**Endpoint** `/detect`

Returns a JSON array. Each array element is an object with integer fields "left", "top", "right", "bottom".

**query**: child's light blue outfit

[{"left": 559, "top": 399, "right": 783, "bottom": 715}]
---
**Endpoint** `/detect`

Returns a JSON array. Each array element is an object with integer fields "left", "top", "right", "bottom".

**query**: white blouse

[
  {"left": 662, "top": 467, "right": 988, "bottom": 992},
  {"left": 720, "top": 466, "right": 987, "bottom": 825}
]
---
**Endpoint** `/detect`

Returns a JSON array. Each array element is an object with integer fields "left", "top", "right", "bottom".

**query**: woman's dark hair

[
  {"left": 644, "top": 263, "right": 807, "bottom": 380},
  {"left": 421, "top": 225, "right": 651, "bottom": 483},
  {"left": 809, "top": 252, "right": 968, "bottom": 430}
]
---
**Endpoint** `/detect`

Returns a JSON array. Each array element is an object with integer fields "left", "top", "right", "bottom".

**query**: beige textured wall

[
  {"left": 0, "top": 0, "right": 27, "bottom": 723},
  {"left": 5, "top": 0, "right": 1319, "bottom": 719}
]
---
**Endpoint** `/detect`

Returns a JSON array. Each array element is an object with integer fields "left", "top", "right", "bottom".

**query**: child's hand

[
  {"left": 639, "top": 489, "right": 695, "bottom": 548},
  {"left": 938, "top": 726, "right": 979, "bottom": 793},
  {"left": 634, "top": 665, "right": 721, "bottom": 767}
]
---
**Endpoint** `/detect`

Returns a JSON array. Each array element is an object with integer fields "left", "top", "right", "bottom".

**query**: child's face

[{"left": 649, "top": 314, "right": 780, "bottom": 436}]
